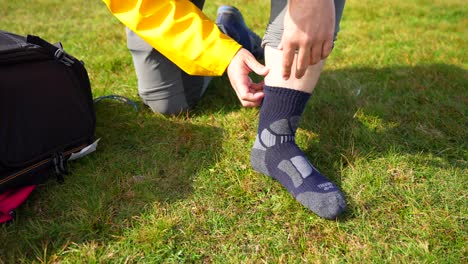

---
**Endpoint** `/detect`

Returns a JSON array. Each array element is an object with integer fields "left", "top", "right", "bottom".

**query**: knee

[{"left": 143, "top": 97, "right": 190, "bottom": 115}]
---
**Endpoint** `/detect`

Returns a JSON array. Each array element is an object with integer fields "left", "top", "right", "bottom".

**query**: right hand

[
  {"left": 227, "top": 48, "right": 269, "bottom": 107},
  {"left": 280, "top": 0, "right": 335, "bottom": 80}
]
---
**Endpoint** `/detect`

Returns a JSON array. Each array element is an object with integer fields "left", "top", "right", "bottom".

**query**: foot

[
  {"left": 251, "top": 124, "right": 347, "bottom": 220},
  {"left": 250, "top": 86, "right": 346, "bottom": 219},
  {"left": 216, "top": 5, "right": 264, "bottom": 60}
]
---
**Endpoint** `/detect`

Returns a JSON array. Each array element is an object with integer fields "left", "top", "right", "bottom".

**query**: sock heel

[{"left": 250, "top": 148, "right": 270, "bottom": 176}]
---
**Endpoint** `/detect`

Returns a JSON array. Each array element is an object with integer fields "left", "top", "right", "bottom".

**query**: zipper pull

[
  {"left": 52, "top": 153, "right": 65, "bottom": 183},
  {"left": 58, "top": 152, "right": 69, "bottom": 175}
]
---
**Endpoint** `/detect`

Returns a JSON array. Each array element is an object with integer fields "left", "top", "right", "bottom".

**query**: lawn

[{"left": 0, "top": 0, "right": 466, "bottom": 263}]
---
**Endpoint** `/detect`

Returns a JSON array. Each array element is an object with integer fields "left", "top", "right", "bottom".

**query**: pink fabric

[{"left": 0, "top": 185, "right": 36, "bottom": 224}]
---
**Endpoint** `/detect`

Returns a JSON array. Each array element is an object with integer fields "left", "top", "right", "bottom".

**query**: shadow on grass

[
  {"left": 0, "top": 63, "right": 465, "bottom": 260},
  {"left": 195, "top": 63, "right": 466, "bottom": 220},
  {"left": 0, "top": 100, "right": 223, "bottom": 261},
  {"left": 302, "top": 63, "right": 465, "bottom": 165},
  {"left": 299, "top": 63, "right": 466, "bottom": 219},
  {"left": 92, "top": 100, "right": 223, "bottom": 203}
]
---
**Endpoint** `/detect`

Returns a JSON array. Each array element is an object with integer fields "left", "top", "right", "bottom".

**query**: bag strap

[{"left": 26, "top": 35, "right": 75, "bottom": 66}]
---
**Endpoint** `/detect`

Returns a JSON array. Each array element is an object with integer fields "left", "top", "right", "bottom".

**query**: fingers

[
  {"left": 295, "top": 48, "right": 310, "bottom": 79},
  {"left": 226, "top": 53, "right": 265, "bottom": 106},
  {"left": 234, "top": 78, "right": 264, "bottom": 107},
  {"left": 321, "top": 40, "right": 333, "bottom": 60},
  {"left": 286, "top": 41, "right": 332, "bottom": 79},
  {"left": 282, "top": 44, "right": 296, "bottom": 80},
  {"left": 226, "top": 48, "right": 267, "bottom": 107},
  {"left": 241, "top": 93, "right": 264, "bottom": 107},
  {"left": 310, "top": 44, "right": 322, "bottom": 66},
  {"left": 250, "top": 80, "right": 264, "bottom": 91},
  {"left": 244, "top": 55, "right": 269, "bottom": 77},
  {"left": 235, "top": 86, "right": 264, "bottom": 107},
  {"left": 283, "top": 39, "right": 329, "bottom": 79}
]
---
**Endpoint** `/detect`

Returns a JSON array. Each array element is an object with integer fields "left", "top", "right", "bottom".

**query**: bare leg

[{"left": 264, "top": 45, "right": 325, "bottom": 93}]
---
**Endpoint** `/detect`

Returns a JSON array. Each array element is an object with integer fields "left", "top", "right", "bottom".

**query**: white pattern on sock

[{"left": 291, "top": 156, "right": 313, "bottom": 179}]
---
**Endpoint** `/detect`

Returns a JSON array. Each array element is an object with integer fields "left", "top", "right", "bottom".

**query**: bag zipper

[{"left": 0, "top": 144, "right": 87, "bottom": 185}]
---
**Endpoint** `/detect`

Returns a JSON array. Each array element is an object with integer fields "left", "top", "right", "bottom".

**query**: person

[{"left": 102, "top": 0, "right": 347, "bottom": 219}]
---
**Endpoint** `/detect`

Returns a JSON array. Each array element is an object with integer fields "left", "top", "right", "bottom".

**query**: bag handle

[{"left": 26, "top": 35, "right": 75, "bottom": 66}]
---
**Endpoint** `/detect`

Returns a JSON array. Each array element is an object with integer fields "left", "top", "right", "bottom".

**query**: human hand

[
  {"left": 280, "top": 0, "right": 335, "bottom": 80},
  {"left": 227, "top": 48, "right": 269, "bottom": 107}
]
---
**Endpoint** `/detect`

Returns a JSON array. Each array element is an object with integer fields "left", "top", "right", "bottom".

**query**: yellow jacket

[{"left": 102, "top": 0, "right": 242, "bottom": 76}]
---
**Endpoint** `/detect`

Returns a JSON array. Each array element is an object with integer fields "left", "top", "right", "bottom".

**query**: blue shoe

[{"left": 216, "top": 5, "right": 264, "bottom": 60}]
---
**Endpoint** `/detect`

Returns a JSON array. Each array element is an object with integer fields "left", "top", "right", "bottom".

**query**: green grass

[{"left": 1, "top": 0, "right": 466, "bottom": 263}]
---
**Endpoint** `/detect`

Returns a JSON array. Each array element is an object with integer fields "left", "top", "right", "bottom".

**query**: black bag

[{"left": 0, "top": 30, "right": 96, "bottom": 195}]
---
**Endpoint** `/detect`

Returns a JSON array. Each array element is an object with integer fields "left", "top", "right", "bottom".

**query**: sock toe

[{"left": 296, "top": 190, "right": 347, "bottom": 219}]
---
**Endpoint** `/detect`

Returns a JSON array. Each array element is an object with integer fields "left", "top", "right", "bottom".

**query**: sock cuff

[
  {"left": 261, "top": 86, "right": 311, "bottom": 120},
  {"left": 264, "top": 86, "right": 310, "bottom": 107},
  {"left": 264, "top": 85, "right": 311, "bottom": 97}
]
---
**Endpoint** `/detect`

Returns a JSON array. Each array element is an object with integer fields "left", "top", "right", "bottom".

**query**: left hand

[{"left": 227, "top": 48, "right": 269, "bottom": 107}]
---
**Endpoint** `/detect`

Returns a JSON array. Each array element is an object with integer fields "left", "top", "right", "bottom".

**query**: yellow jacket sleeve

[{"left": 102, "top": 0, "right": 242, "bottom": 76}]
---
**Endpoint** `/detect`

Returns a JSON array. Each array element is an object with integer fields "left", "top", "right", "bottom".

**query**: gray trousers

[{"left": 127, "top": 0, "right": 346, "bottom": 114}]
